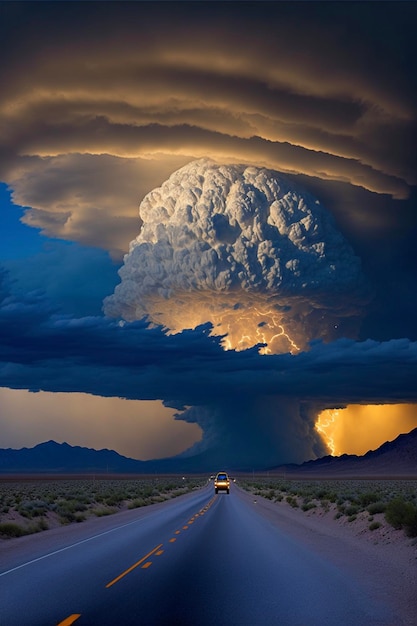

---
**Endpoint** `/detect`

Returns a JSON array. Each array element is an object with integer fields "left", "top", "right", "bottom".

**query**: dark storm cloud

[
  {"left": 3, "top": 242, "right": 120, "bottom": 317},
  {"left": 1, "top": 272, "right": 416, "bottom": 406},
  {"left": 1, "top": 263, "right": 416, "bottom": 466}
]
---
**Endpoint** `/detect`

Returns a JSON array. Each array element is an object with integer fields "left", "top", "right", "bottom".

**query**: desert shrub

[
  {"left": 56, "top": 498, "right": 88, "bottom": 523},
  {"left": 104, "top": 494, "right": 123, "bottom": 507},
  {"left": 128, "top": 498, "right": 146, "bottom": 509},
  {"left": 385, "top": 498, "right": 417, "bottom": 536},
  {"left": 359, "top": 492, "right": 379, "bottom": 507},
  {"left": 93, "top": 507, "right": 118, "bottom": 517},
  {"left": 367, "top": 501, "right": 386, "bottom": 515},
  {"left": 59, "top": 512, "right": 76, "bottom": 524},
  {"left": 37, "top": 518, "right": 49, "bottom": 531},
  {"left": 369, "top": 522, "right": 381, "bottom": 531},
  {"left": 345, "top": 505, "right": 359, "bottom": 517},
  {"left": 17, "top": 500, "right": 41, "bottom": 518},
  {"left": 0, "top": 522, "right": 26, "bottom": 537},
  {"left": 150, "top": 495, "right": 166, "bottom": 503},
  {"left": 302, "top": 502, "right": 317, "bottom": 512},
  {"left": 337, "top": 504, "right": 346, "bottom": 515},
  {"left": 286, "top": 496, "right": 298, "bottom": 508},
  {"left": 141, "top": 487, "right": 158, "bottom": 499}
]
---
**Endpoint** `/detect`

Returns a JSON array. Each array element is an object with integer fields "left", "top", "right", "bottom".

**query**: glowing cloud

[
  {"left": 105, "top": 160, "right": 368, "bottom": 354},
  {"left": 316, "top": 404, "right": 417, "bottom": 456}
]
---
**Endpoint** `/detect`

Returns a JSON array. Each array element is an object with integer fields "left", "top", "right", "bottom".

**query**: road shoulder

[{"left": 235, "top": 485, "right": 417, "bottom": 625}]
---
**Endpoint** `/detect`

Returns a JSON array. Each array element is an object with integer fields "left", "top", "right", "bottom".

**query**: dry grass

[
  {"left": 239, "top": 477, "right": 417, "bottom": 541},
  {"left": 0, "top": 475, "right": 206, "bottom": 539}
]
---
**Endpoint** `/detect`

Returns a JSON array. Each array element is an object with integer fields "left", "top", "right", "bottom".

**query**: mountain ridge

[
  {"left": 280, "top": 427, "right": 417, "bottom": 476},
  {"left": 0, "top": 428, "right": 416, "bottom": 475}
]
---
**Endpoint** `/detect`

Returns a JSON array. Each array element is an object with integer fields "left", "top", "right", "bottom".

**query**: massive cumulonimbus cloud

[
  {"left": 102, "top": 158, "right": 371, "bottom": 463},
  {"left": 1, "top": 270, "right": 417, "bottom": 467},
  {"left": 104, "top": 160, "right": 369, "bottom": 354},
  {"left": 0, "top": 2, "right": 415, "bottom": 256}
]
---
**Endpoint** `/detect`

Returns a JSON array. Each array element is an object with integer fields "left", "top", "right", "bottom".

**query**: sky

[{"left": 0, "top": 1, "right": 416, "bottom": 469}]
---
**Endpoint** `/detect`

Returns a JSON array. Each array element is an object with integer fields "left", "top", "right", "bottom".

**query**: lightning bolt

[
  {"left": 315, "top": 409, "right": 340, "bottom": 456},
  {"left": 217, "top": 306, "right": 301, "bottom": 355}
]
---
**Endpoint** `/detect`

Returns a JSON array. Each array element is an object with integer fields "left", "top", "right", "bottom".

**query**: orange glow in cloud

[
  {"left": 144, "top": 293, "right": 303, "bottom": 355},
  {"left": 315, "top": 404, "right": 417, "bottom": 456}
]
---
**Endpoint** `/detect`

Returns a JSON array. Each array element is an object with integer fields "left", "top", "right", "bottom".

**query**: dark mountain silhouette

[
  {"left": 280, "top": 427, "right": 417, "bottom": 476},
  {"left": 0, "top": 440, "right": 144, "bottom": 474},
  {"left": 0, "top": 440, "right": 217, "bottom": 474},
  {"left": 0, "top": 428, "right": 416, "bottom": 475}
]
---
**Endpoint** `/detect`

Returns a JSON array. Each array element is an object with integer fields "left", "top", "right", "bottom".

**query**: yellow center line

[
  {"left": 106, "top": 543, "right": 163, "bottom": 588},
  {"left": 106, "top": 497, "right": 213, "bottom": 590},
  {"left": 57, "top": 615, "right": 81, "bottom": 626}
]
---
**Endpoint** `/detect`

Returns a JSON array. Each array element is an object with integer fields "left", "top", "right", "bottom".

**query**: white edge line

[{"left": 0, "top": 515, "right": 150, "bottom": 578}]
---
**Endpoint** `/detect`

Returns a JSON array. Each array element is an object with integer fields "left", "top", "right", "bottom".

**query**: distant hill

[
  {"left": 0, "top": 428, "right": 416, "bottom": 475},
  {"left": 0, "top": 440, "right": 215, "bottom": 474},
  {"left": 280, "top": 427, "right": 417, "bottom": 477},
  {"left": 0, "top": 440, "right": 147, "bottom": 474}
]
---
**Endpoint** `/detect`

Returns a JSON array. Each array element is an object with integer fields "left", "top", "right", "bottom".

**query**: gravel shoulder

[{"left": 235, "top": 486, "right": 417, "bottom": 626}]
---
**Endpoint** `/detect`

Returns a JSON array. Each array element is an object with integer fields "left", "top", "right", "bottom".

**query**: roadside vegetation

[
  {"left": 0, "top": 476, "right": 206, "bottom": 539},
  {"left": 239, "top": 477, "right": 417, "bottom": 538}
]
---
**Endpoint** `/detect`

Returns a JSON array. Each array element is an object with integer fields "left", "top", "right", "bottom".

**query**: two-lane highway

[{"left": 0, "top": 483, "right": 401, "bottom": 625}]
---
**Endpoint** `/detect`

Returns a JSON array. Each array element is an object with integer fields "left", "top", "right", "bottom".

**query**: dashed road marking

[
  {"left": 106, "top": 543, "right": 163, "bottom": 588},
  {"left": 57, "top": 614, "right": 81, "bottom": 626}
]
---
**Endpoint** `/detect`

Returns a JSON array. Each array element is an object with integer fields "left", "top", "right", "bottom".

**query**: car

[{"left": 214, "top": 471, "right": 230, "bottom": 494}]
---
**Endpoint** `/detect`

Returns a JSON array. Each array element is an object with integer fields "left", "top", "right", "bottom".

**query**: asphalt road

[{"left": 0, "top": 483, "right": 398, "bottom": 626}]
